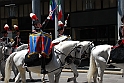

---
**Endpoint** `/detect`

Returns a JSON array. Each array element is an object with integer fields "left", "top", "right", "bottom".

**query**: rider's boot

[{"left": 41, "top": 56, "right": 48, "bottom": 74}]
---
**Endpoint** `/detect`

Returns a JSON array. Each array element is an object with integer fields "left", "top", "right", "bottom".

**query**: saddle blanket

[
  {"left": 24, "top": 53, "right": 52, "bottom": 67},
  {"left": 29, "top": 32, "right": 52, "bottom": 57},
  {"left": 110, "top": 47, "right": 124, "bottom": 63}
]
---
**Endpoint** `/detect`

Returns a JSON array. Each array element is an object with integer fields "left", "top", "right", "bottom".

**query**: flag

[
  {"left": 58, "top": 0, "right": 62, "bottom": 20},
  {"left": 49, "top": 0, "right": 56, "bottom": 20}
]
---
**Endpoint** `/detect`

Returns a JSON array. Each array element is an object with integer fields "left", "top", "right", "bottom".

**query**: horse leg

[
  {"left": 12, "top": 63, "right": 18, "bottom": 80},
  {"left": 26, "top": 68, "right": 33, "bottom": 80},
  {"left": 93, "top": 69, "right": 98, "bottom": 83},
  {"left": 55, "top": 69, "right": 62, "bottom": 83},
  {"left": 14, "top": 73, "right": 21, "bottom": 83},
  {"left": 17, "top": 66, "right": 26, "bottom": 83},
  {"left": 96, "top": 61, "right": 106, "bottom": 83},
  {"left": 67, "top": 63, "right": 78, "bottom": 83},
  {"left": 48, "top": 73, "right": 55, "bottom": 83},
  {"left": 42, "top": 74, "right": 46, "bottom": 83}
]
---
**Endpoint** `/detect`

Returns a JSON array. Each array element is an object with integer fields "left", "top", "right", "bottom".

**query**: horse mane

[{"left": 16, "top": 44, "right": 28, "bottom": 51}]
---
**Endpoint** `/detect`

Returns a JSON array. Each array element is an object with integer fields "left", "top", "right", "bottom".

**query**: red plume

[
  {"left": 14, "top": 25, "right": 18, "bottom": 30},
  {"left": 58, "top": 21, "right": 64, "bottom": 27},
  {"left": 4, "top": 24, "right": 9, "bottom": 31},
  {"left": 30, "top": 13, "right": 38, "bottom": 20}
]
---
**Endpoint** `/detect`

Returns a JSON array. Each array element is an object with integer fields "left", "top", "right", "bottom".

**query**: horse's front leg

[
  {"left": 42, "top": 74, "right": 46, "bottom": 83},
  {"left": 67, "top": 63, "right": 78, "bottom": 83},
  {"left": 48, "top": 73, "right": 55, "bottom": 83},
  {"left": 55, "top": 69, "right": 62, "bottom": 83}
]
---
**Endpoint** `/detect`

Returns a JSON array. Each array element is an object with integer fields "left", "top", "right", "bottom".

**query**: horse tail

[
  {"left": 4, "top": 52, "right": 17, "bottom": 83},
  {"left": 87, "top": 52, "right": 97, "bottom": 83}
]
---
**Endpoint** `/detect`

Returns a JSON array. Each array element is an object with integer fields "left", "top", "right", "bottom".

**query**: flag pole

[{"left": 55, "top": 0, "right": 58, "bottom": 39}]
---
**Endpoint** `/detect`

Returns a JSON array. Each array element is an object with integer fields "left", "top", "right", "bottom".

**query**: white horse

[
  {"left": 87, "top": 44, "right": 121, "bottom": 83},
  {"left": 12, "top": 44, "right": 33, "bottom": 80},
  {"left": 4, "top": 41, "right": 80, "bottom": 83},
  {"left": 54, "top": 41, "right": 94, "bottom": 83},
  {"left": 4, "top": 41, "right": 94, "bottom": 83}
]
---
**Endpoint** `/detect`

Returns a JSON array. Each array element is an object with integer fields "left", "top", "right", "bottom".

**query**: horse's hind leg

[
  {"left": 17, "top": 67, "right": 26, "bottom": 83},
  {"left": 96, "top": 61, "right": 106, "bottom": 83},
  {"left": 15, "top": 73, "right": 21, "bottom": 83},
  {"left": 93, "top": 69, "right": 98, "bottom": 83},
  {"left": 12, "top": 63, "right": 18, "bottom": 80}
]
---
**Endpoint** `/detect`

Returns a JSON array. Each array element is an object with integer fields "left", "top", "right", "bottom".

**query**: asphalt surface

[{"left": 1, "top": 68, "right": 124, "bottom": 83}]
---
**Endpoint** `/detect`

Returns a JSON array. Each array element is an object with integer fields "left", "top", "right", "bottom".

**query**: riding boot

[{"left": 41, "top": 56, "right": 48, "bottom": 74}]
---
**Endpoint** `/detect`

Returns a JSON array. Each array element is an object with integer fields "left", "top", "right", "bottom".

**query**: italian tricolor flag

[
  {"left": 58, "top": 0, "right": 62, "bottom": 20},
  {"left": 49, "top": 0, "right": 56, "bottom": 20}
]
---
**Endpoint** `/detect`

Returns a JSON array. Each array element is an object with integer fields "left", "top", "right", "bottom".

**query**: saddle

[{"left": 24, "top": 52, "right": 52, "bottom": 67}]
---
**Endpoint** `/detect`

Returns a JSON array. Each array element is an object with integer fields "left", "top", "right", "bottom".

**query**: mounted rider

[
  {"left": 12, "top": 25, "right": 23, "bottom": 52},
  {"left": 29, "top": 13, "right": 52, "bottom": 74}
]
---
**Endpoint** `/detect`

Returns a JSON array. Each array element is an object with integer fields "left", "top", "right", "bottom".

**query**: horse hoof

[{"left": 43, "top": 81, "right": 46, "bottom": 83}]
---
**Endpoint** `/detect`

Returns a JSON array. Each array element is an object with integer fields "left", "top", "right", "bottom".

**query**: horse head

[
  {"left": 1, "top": 42, "right": 12, "bottom": 56},
  {"left": 54, "top": 41, "right": 82, "bottom": 66},
  {"left": 77, "top": 41, "right": 94, "bottom": 60}
]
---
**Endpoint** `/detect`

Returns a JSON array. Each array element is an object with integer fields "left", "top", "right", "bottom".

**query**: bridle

[
  {"left": 54, "top": 42, "right": 83, "bottom": 66},
  {"left": 80, "top": 42, "right": 94, "bottom": 60}
]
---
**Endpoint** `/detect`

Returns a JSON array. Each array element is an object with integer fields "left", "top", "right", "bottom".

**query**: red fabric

[
  {"left": 49, "top": 42, "right": 59, "bottom": 54},
  {"left": 41, "top": 36, "right": 45, "bottom": 53},
  {"left": 111, "top": 39, "right": 124, "bottom": 49},
  {"left": 36, "top": 36, "right": 42, "bottom": 53},
  {"left": 4, "top": 27, "right": 9, "bottom": 31}
]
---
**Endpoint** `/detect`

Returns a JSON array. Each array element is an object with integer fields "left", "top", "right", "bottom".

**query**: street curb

[{"left": 62, "top": 69, "right": 123, "bottom": 75}]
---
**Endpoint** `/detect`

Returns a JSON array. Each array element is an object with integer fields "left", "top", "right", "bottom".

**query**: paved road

[{"left": 1, "top": 70, "right": 124, "bottom": 83}]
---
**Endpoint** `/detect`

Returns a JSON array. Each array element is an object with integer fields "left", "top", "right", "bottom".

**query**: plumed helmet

[
  {"left": 58, "top": 21, "right": 64, "bottom": 27},
  {"left": 14, "top": 25, "right": 19, "bottom": 32},
  {"left": 58, "top": 21, "right": 64, "bottom": 31},
  {"left": 30, "top": 13, "right": 40, "bottom": 26},
  {"left": 30, "top": 13, "right": 38, "bottom": 20},
  {"left": 4, "top": 24, "right": 9, "bottom": 31}
]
